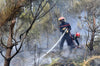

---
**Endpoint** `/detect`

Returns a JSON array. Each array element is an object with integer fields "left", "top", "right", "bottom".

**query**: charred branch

[
  {"left": 20, "top": 0, "right": 44, "bottom": 39},
  {"left": 37, "top": 2, "right": 57, "bottom": 19},
  {"left": 0, "top": 51, "right": 7, "bottom": 60},
  {"left": 11, "top": 34, "right": 26, "bottom": 59},
  {"left": 12, "top": 38, "right": 18, "bottom": 51},
  {"left": 1, "top": 37, "right": 8, "bottom": 49},
  {"left": 20, "top": 0, "right": 57, "bottom": 39}
]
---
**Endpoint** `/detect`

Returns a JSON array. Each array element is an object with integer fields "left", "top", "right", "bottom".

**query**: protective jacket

[
  {"left": 59, "top": 21, "right": 75, "bottom": 50},
  {"left": 59, "top": 21, "right": 71, "bottom": 33},
  {"left": 71, "top": 34, "right": 79, "bottom": 46}
]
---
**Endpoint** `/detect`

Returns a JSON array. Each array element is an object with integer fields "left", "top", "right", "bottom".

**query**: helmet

[
  {"left": 58, "top": 17, "right": 65, "bottom": 21},
  {"left": 76, "top": 32, "right": 80, "bottom": 37}
]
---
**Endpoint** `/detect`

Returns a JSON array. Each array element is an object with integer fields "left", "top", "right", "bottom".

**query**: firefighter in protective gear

[
  {"left": 71, "top": 32, "right": 80, "bottom": 46},
  {"left": 58, "top": 17, "right": 75, "bottom": 51}
]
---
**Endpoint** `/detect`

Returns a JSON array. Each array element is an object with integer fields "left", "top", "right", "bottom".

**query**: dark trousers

[{"left": 60, "top": 34, "right": 75, "bottom": 50}]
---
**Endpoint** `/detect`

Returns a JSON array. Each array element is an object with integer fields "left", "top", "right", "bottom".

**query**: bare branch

[
  {"left": 86, "top": 20, "right": 93, "bottom": 31},
  {"left": 12, "top": 38, "right": 18, "bottom": 51},
  {"left": 19, "top": 0, "right": 44, "bottom": 39},
  {"left": 85, "top": 29, "right": 91, "bottom": 50},
  {"left": 94, "top": 24, "right": 100, "bottom": 31},
  {"left": 85, "top": 28, "right": 92, "bottom": 32},
  {"left": 37, "top": 2, "right": 57, "bottom": 19},
  {"left": 0, "top": 51, "right": 7, "bottom": 60},
  {"left": 83, "top": 56, "right": 100, "bottom": 66},
  {"left": 12, "top": 38, "right": 20, "bottom": 44},
  {"left": 36, "top": 0, "right": 48, "bottom": 17},
  {"left": 20, "top": 0, "right": 57, "bottom": 39},
  {"left": 11, "top": 34, "right": 26, "bottom": 59},
  {"left": 0, "top": 37, "right": 8, "bottom": 49}
]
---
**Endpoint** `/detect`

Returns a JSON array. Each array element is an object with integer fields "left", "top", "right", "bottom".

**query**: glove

[
  {"left": 66, "top": 30, "right": 68, "bottom": 33},
  {"left": 62, "top": 27, "right": 66, "bottom": 30}
]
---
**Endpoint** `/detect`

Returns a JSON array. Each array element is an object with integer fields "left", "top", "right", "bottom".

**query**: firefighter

[
  {"left": 58, "top": 17, "right": 75, "bottom": 51},
  {"left": 70, "top": 32, "right": 80, "bottom": 47}
]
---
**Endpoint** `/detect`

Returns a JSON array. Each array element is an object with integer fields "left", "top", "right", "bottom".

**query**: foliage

[
  {"left": 83, "top": 56, "right": 100, "bottom": 66},
  {"left": 47, "top": 55, "right": 100, "bottom": 66},
  {"left": 69, "top": 0, "right": 100, "bottom": 16},
  {"left": 48, "top": 58, "right": 59, "bottom": 66},
  {"left": 53, "top": 7, "right": 60, "bottom": 18},
  {"left": 0, "top": 0, "right": 26, "bottom": 27},
  {"left": 41, "top": 0, "right": 50, "bottom": 13},
  {"left": 0, "top": 0, "right": 57, "bottom": 66},
  {"left": 19, "top": 8, "right": 34, "bottom": 21},
  {"left": 69, "top": 0, "right": 100, "bottom": 51},
  {"left": 19, "top": 0, "right": 55, "bottom": 41},
  {"left": 77, "top": 21, "right": 82, "bottom": 29},
  {"left": 0, "top": 0, "right": 5, "bottom": 9}
]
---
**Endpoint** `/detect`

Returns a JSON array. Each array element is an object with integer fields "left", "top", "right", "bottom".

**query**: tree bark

[
  {"left": 4, "top": 20, "right": 15, "bottom": 66},
  {"left": 89, "top": 32, "right": 95, "bottom": 51},
  {"left": 4, "top": 60, "right": 10, "bottom": 66},
  {"left": 89, "top": 14, "right": 96, "bottom": 51}
]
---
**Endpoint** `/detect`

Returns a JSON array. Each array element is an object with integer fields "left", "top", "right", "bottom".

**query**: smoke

[{"left": 0, "top": 1, "right": 88, "bottom": 66}]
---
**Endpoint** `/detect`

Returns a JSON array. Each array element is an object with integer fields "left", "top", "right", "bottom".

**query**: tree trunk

[
  {"left": 89, "top": 14, "right": 96, "bottom": 51},
  {"left": 4, "top": 60, "right": 10, "bottom": 66},
  {"left": 4, "top": 20, "right": 15, "bottom": 66},
  {"left": 89, "top": 32, "right": 95, "bottom": 51}
]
